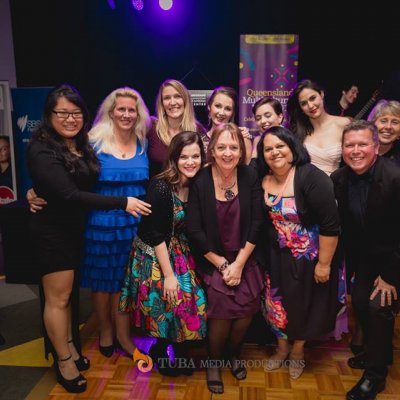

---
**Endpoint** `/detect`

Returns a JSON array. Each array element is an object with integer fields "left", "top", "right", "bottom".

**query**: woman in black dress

[
  {"left": 253, "top": 126, "right": 341, "bottom": 379},
  {"left": 27, "top": 84, "right": 151, "bottom": 393}
]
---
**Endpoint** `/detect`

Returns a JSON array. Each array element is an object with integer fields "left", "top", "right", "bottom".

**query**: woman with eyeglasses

[{"left": 27, "top": 84, "right": 151, "bottom": 393}]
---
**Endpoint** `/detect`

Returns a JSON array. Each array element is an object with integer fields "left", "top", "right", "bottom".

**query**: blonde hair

[
  {"left": 367, "top": 99, "right": 400, "bottom": 122},
  {"left": 89, "top": 87, "right": 150, "bottom": 155},
  {"left": 155, "top": 79, "right": 197, "bottom": 146}
]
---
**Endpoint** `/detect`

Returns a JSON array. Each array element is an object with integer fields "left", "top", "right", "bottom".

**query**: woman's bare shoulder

[{"left": 333, "top": 115, "right": 352, "bottom": 128}]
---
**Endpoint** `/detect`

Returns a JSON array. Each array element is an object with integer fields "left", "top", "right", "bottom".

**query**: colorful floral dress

[
  {"left": 119, "top": 194, "right": 207, "bottom": 343},
  {"left": 262, "top": 195, "right": 341, "bottom": 340}
]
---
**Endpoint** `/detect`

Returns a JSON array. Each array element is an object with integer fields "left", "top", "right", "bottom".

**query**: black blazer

[
  {"left": 331, "top": 156, "right": 400, "bottom": 285},
  {"left": 186, "top": 165, "right": 264, "bottom": 274}
]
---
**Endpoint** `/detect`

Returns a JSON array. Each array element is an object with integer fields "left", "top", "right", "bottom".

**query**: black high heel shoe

[
  {"left": 55, "top": 354, "right": 87, "bottom": 393},
  {"left": 67, "top": 340, "right": 90, "bottom": 371},
  {"left": 98, "top": 335, "right": 114, "bottom": 358}
]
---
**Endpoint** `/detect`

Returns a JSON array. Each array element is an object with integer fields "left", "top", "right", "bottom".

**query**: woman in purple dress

[{"left": 186, "top": 123, "right": 264, "bottom": 394}]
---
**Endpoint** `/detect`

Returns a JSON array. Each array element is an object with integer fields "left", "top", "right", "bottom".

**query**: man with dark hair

[
  {"left": 331, "top": 120, "right": 400, "bottom": 400},
  {"left": 328, "top": 82, "right": 359, "bottom": 117}
]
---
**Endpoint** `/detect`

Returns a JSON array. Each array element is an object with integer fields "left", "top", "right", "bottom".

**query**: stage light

[
  {"left": 159, "top": 0, "right": 173, "bottom": 11},
  {"left": 107, "top": 0, "right": 116, "bottom": 10},
  {"left": 132, "top": 0, "right": 144, "bottom": 10}
]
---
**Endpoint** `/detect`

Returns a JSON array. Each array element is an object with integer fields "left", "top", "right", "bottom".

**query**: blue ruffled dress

[{"left": 80, "top": 141, "right": 149, "bottom": 292}]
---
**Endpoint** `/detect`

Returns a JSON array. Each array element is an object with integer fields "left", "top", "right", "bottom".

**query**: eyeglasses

[{"left": 52, "top": 110, "right": 84, "bottom": 119}]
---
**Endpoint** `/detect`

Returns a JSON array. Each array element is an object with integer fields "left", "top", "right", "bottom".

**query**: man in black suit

[{"left": 331, "top": 120, "right": 400, "bottom": 400}]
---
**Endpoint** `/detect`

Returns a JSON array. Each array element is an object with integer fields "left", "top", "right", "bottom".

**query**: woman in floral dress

[
  {"left": 253, "top": 126, "right": 341, "bottom": 379},
  {"left": 119, "top": 131, "right": 207, "bottom": 376}
]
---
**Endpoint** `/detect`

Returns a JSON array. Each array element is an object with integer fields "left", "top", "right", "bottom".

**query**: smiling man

[
  {"left": 328, "top": 82, "right": 359, "bottom": 117},
  {"left": 331, "top": 120, "right": 400, "bottom": 400}
]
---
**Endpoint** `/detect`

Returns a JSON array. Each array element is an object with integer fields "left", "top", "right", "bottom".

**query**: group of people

[{"left": 26, "top": 78, "right": 400, "bottom": 399}]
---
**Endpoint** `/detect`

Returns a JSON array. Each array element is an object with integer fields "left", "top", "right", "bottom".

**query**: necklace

[
  {"left": 218, "top": 179, "right": 237, "bottom": 200},
  {"left": 263, "top": 167, "right": 295, "bottom": 207},
  {"left": 114, "top": 143, "right": 130, "bottom": 159},
  {"left": 215, "top": 167, "right": 237, "bottom": 200}
]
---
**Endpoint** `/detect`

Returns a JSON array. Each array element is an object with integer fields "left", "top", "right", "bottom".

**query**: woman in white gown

[{"left": 287, "top": 79, "right": 351, "bottom": 176}]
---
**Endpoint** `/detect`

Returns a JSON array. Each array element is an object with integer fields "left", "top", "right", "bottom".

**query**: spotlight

[
  {"left": 132, "top": 0, "right": 144, "bottom": 11},
  {"left": 107, "top": 0, "right": 116, "bottom": 10},
  {"left": 159, "top": 0, "right": 173, "bottom": 11}
]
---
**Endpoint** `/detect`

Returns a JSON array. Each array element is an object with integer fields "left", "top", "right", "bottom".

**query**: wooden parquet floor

[{"left": 36, "top": 314, "right": 400, "bottom": 400}]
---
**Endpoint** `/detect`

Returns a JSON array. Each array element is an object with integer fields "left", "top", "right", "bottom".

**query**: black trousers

[{"left": 352, "top": 273, "right": 399, "bottom": 378}]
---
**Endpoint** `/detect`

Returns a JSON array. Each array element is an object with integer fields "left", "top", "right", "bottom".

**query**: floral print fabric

[
  {"left": 119, "top": 195, "right": 207, "bottom": 342},
  {"left": 268, "top": 196, "right": 319, "bottom": 260}
]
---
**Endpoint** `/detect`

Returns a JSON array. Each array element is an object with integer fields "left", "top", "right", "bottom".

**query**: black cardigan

[
  {"left": 261, "top": 163, "right": 341, "bottom": 273},
  {"left": 136, "top": 177, "right": 174, "bottom": 247},
  {"left": 186, "top": 165, "right": 264, "bottom": 275},
  {"left": 287, "top": 163, "right": 340, "bottom": 236}
]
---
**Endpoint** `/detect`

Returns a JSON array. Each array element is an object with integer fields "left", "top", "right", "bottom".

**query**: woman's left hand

[
  {"left": 163, "top": 275, "right": 180, "bottom": 303},
  {"left": 370, "top": 276, "right": 398, "bottom": 307},
  {"left": 27, "top": 188, "right": 47, "bottom": 213},
  {"left": 238, "top": 126, "right": 252, "bottom": 140},
  {"left": 314, "top": 262, "right": 331, "bottom": 284},
  {"left": 222, "top": 261, "right": 243, "bottom": 286},
  {"left": 126, "top": 197, "right": 152, "bottom": 217}
]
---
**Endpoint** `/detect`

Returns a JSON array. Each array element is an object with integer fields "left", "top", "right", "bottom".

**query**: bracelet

[{"left": 217, "top": 260, "right": 229, "bottom": 273}]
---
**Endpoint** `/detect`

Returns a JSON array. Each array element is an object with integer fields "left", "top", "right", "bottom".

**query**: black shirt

[{"left": 347, "top": 162, "right": 376, "bottom": 233}]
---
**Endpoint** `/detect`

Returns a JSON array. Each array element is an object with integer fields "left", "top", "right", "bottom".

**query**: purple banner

[{"left": 239, "top": 34, "right": 299, "bottom": 133}]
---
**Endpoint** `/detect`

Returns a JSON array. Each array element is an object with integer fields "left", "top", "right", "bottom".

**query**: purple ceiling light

[{"left": 132, "top": 0, "right": 144, "bottom": 11}]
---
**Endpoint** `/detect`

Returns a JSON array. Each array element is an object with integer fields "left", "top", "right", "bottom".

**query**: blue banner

[{"left": 11, "top": 87, "right": 53, "bottom": 198}]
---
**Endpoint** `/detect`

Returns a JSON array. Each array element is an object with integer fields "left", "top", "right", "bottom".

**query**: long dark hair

[
  {"left": 31, "top": 84, "right": 99, "bottom": 175},
  {"left": 255, "top": 126, "right": 310, "bottom": 178},
  {"left": 287, "top": 79, "right": 325, "bottom": 142},
  {"left": 157, "top": 131, "right": 205, "bottom": 187}
]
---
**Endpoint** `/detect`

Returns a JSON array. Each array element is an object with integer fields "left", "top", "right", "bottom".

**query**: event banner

[
  {"left": 11, "top": 87, "right": 53, "bottom": 198},
  {"left": 239, "top": 34, "right": 299, "bottom": 134}
]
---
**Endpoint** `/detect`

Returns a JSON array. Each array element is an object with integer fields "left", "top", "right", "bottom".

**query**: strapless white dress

[{"left": 304, "top": 142, "right": 342, "bottom": 176}]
